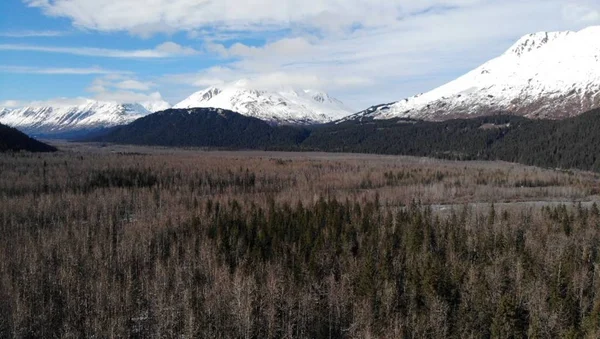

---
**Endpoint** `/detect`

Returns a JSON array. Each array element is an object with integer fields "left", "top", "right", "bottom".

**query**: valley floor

[
  {"left": 47, "top": 140, "right": 600, "bottom": 209},
  {"left": 2, "top": 143, "right": 600, "bottom": 337}
]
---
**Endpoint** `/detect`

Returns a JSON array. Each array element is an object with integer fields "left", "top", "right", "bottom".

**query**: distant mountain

[
  {"left": 92, "top": 107, "right": 310, "bottom": 148},
  {"left": 0, "top": 99, "right": 171, "bottom": 138},
  {"left": 174, "top": 80, "right": 353, "bottom": 125},
  {"left": 0, "top": 123, "right": 56, "bottom": 152},
  {"left": 349, "top": 26, "right": 600, "bottom": 121},
  {"left": 139, "top": 100, "right": 172, "bottom": 113}
]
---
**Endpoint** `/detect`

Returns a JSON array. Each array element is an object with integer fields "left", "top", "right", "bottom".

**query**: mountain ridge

[{"left": 0, "top": 99, "right": 171, "bottom": 138}]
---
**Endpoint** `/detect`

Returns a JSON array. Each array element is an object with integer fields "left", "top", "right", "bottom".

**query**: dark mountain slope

[
  {"left": 304, "top": 108, "right": 600, "bottom": 171},
  {"left": 93, "top": 108, "right": 310, "bottom": 148},
  {"left": 0, "top": 123, "right": 57, "bottom": 152},
  {"left": 493, "top": 108, "right": 600, "bottom": 171},
  {"left": 301, "top": 115, "right": 530, "bottom": 160},
  {"left": 90, "top": 106, "right": 600, "bottom": 172}
]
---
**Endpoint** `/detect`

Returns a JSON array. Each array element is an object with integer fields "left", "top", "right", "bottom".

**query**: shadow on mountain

[
  {"left": 90, "top": 108, "right": 310, "bottom": 149},
  {"left": 0, "top": 123, "right": 57, "bottom": 152}
]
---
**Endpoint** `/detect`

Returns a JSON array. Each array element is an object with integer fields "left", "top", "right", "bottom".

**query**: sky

[{"left": 0, "top": 0, "right": 599, "bottom": 111}]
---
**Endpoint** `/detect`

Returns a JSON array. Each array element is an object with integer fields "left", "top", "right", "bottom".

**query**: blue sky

[{"left": 0, "top": 0, "right": 599, "bottom": 110}]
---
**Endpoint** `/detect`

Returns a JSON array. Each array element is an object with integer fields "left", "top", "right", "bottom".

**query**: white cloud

[
  {"left": 155, "top": 42, "right": 198, "bottom": 56},
  {"left": 0, "top": 30, "right": 67, "bottom": 38},
  {"left": 563, "top": 2, "right": 600, "bottom": 24},
  {"left": 212, "top": 37, "right": 314, "bottom": 58},
  {"left": 0, "top": 100, "right": 24, "bottom": 108},
  {"left": 1, "top": 91, "right": 168, "bottom": 110},
  {"left": 1, "top": 93, "right": 167, "bottom": 109},
  {"left": 114, "top": 79, "right": 154, "bottom": 91},
  {"left": 0, "top": 42, "right": 199, "bottom": 58},
  {"left": 18, "top": 0, "right": 600, "bottom": 110},
  {"left": 93, "top": 90, "right": 165, "bottom": 104},
  {"left": 24, "top": 0, "right": 596, "bottom": 36},
  {"left": 157, "top": 0, "right": 599, "bottom": 108},
  {"left": 0, "top": 65, "right": 130, "bottom": 75},
  {"left": 86, "top": 75, "right": 167, "bottom": 104},
  {"left": 4, "top": 97, "right": 93, "bottom": 108},
  {"left": 25, "top": 0, "right": 408, "bottom": 35},
  {"left": 1, "top": 73, "right": 167, "bottom": 108}
]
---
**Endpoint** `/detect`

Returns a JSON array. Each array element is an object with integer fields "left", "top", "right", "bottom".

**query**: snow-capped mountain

[
  {"left": 349, "top": 26, "right": 600, "bottom": 121},
  {"left": 174, "top": 80, "right": 353, "bottom": 124},
  {"left": 0, "top": 99, "right": 170, "bottom": 137},
  {"left": 139, "top": 100, "right": 171, "bottom": 113}
]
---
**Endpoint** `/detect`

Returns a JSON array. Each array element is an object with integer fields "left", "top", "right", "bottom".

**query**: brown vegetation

[{"left": 1, "top": 148, "right": 600, "bottom": 337}]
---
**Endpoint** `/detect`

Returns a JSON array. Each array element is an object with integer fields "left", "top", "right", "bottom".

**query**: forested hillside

[
  {"left": 492, "top": 108, "right": 600, "bottom": 170},
  {"left": 0, "top": 123, "right": 56, "bottom": 152},
  {"left": 95, "top": 107, "right": 600, "bottom": 172},
  {"left": 302, "top": 115, "right": 527, "bottom": 160},
  {"left": 93, "top": 108, "right": 309, "bottom": 148},
  {"left": 304, "top": 108, "right": 600, "bottom": 171}
]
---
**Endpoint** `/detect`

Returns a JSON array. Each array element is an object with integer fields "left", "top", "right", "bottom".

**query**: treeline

[
  {"left": 93, "top": 107, "right": 600, "bottom": 172},
  {"left": 2, "top": 153, "right": 600, "bottom": 337},
  {"left": 0, "top": 123, "right": 56, "bottom": 152}
]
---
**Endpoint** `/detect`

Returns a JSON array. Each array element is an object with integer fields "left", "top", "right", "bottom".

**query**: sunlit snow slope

[
  {"left": 174, "top": 80, "right": 353, "bottom": 124},
  {"left": 0, "top": 99, "right": 170, "bottom": 136},
  {"left": 350, "top": 26, "right": 600, "bottom": 121}
]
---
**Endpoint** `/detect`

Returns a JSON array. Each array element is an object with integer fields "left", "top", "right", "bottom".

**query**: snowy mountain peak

[
  {"left": 507, "top": 31, "right": 573, "bottom": 56},
  {"left": 348, "top": 25, "right": 600, "bottom": 122},
  {"left": 139, "top": 100, "right": 171, "bottom": 113},
  {"left": 174, "top": 82, "right": 353, "bottom": 124},
  {"left": 303, "top": 89, "right": 338, "bottom": 104}
]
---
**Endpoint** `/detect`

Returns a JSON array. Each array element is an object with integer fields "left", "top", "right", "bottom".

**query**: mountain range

[
  {"left": 2, "top": 26, "right": 600, "bottom": 141},
  {"left": 0, "top": 83, "right": 351, "bottom": 137},
  {"left": 0, "top": 100, "right": 170, "bottom": 138},
  {"left": 94, "top": 104, "right": 600, "bottom": 172}
]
